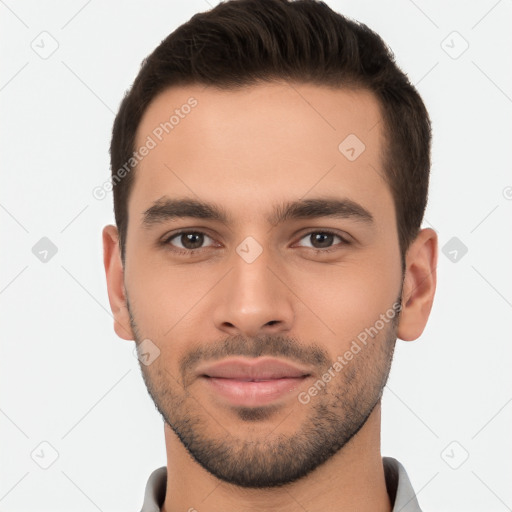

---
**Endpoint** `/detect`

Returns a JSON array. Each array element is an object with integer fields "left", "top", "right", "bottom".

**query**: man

[{"left": 103, "top": 0, "right": 437, "bottom": 510}]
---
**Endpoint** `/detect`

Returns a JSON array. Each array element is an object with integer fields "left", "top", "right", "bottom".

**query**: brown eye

[
  {"left": 296, "top": 231, "right": 348, "bottom": 250},
  {"left": 167, "top": 232, "right": 213, "bottom": 250},
  {"left": 309, "top": 232, "right": 335, "bottom": 248}
]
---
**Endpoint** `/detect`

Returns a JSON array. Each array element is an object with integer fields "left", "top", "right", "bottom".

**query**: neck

[{"left": 161, "top": 402, "right": 392, "bottom": 512}]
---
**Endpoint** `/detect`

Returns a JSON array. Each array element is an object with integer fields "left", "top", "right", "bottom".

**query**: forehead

[{"left": 130, "top": 82, "right": 391, "bottom": 224}]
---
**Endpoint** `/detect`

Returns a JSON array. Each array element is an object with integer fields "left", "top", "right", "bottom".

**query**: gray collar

[{"left": 140, "top": 457, "right": 421, "bottom": 511}]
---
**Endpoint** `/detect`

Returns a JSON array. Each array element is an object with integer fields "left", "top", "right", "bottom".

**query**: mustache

[{"left": 179, "top": 334, "right": 330, "bottom": 383}]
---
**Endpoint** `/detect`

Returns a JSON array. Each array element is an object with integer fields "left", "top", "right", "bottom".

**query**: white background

[{"left": 1, "top": 1, "right": 511, "bottom": 510}]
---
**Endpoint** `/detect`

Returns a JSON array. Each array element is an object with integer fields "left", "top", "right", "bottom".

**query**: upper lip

[{"left": 196, "top": 357, "right": 312, "bottom": 380}]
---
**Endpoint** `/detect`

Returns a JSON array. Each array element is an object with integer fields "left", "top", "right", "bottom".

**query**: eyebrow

[{"left": 141, "top": 196, "right": 374, "bottom": 228}]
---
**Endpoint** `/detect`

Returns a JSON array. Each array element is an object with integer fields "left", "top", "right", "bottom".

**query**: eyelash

[{"left": 161, "top": 229, "right": 351, "bottom": 256}]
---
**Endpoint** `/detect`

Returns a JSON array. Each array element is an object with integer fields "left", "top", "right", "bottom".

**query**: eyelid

[
  {"left": 293, "top": 229, "right": 351, "bottom": 249},
  {"left": 162, "top": 229, "right": 219, "bottom": 250}
]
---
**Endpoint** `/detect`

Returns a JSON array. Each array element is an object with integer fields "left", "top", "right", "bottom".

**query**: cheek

[
  {"left": 285, "top": 249, "right": 401, "bottom": 347},
  {"left": 125, "top": 255, "right": 220, "bottom": 339}
]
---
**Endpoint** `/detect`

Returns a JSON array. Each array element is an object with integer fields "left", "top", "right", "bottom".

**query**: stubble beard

[{"left": 128, "top": 300, "right": 399, "bottom": 488}]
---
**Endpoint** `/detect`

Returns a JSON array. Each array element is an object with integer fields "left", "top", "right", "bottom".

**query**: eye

[
  {"left": 165, "top": 231, "right": 216, "bottom": 251},
  {"left": 296, "top": 230, "right": 349, "bottom": 250}
]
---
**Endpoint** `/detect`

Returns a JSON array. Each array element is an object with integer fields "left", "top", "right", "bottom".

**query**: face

[{"left": 112, "top": 82, "right": 407, "bottom": 487}]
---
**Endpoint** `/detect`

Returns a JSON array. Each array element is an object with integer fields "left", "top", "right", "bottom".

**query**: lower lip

[{"left": 201, "top": 376, "right": 309, "bottom": 407}]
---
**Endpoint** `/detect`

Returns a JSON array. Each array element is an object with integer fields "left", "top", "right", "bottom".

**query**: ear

[
  {"left": 397, "top": 227, "right": 438, "bottom": 341},
  {"left": 102, "top": 225, "right": 134, "bottom": 341}
]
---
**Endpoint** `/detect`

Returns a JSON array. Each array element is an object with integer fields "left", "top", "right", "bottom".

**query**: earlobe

[
  {"left": 397, "top": 228, "right": 438, "bottom": 342},
  {"left": 102, "top": 225, "right": 134, "bottom": 341}
]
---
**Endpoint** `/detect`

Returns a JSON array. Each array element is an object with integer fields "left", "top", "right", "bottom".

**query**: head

[{"left": 104, "top": 0, "right": 437, "bottom": 488}]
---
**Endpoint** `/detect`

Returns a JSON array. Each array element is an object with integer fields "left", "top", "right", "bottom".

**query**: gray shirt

[{"left": 139, "top": 457, "right": 422, "bottom": 511}]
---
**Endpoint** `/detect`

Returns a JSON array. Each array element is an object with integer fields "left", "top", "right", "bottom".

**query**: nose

[{"left": 212, "top": 248, "right": 294, "bottom": 338}]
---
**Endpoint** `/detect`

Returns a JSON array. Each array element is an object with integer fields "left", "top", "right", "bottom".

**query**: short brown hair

[{"left": 110, "top": 0, "right": 431, "bottom": 264}]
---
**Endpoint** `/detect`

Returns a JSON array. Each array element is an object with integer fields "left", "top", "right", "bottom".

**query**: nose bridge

[
  {"left": 232, "top": 248, "right": 274, "bottom": 302},
  {"left": 213, "top": 242, "right": 294, "bottom": 336}
]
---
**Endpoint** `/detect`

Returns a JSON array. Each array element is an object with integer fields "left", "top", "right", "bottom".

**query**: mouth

[{"left": 196, "top": 357, "right": 312, "bottom": 407}]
